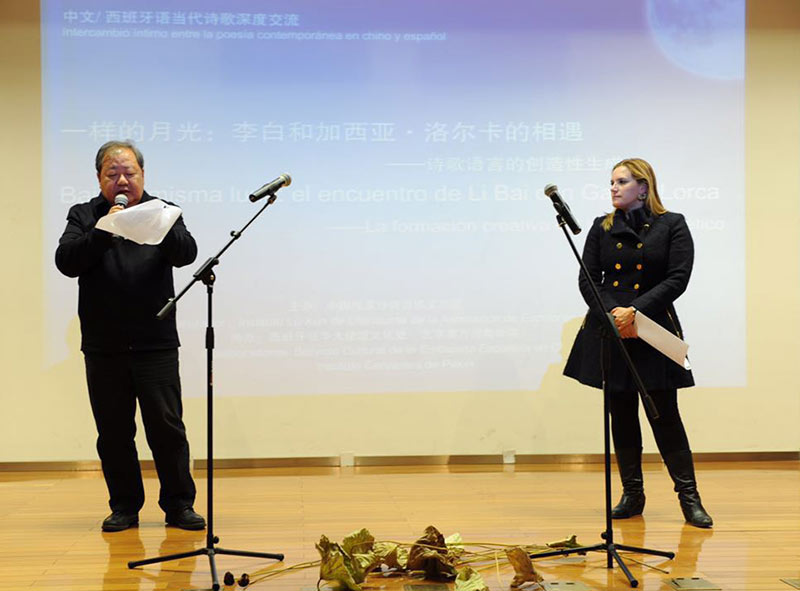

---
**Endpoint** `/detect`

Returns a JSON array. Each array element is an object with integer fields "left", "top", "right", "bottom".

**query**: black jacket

[
  {"left": 55, "top": 192, "right": 197, "bottom": 353},
  {"left": 563, "top": 208, "right": 695, "bottom": 391}
]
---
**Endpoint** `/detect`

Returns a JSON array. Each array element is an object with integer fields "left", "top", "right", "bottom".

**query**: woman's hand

[
  {"left": 619, "top": 323, "right": 638, "bottom": 339},
  {"left": 611, "top": 306, "right": 637, "bottom": 337}
]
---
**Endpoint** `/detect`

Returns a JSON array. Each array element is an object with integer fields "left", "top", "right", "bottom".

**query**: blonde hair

[{"left": 602, "top": 158, "right": 667, "bottom": 230}]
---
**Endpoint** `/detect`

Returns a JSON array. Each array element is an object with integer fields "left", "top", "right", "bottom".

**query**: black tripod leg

[
  {"left": 207, "top": 549, "right": 220, "bottom": 591},
  {"left": 529, "top": 543, "right": 602, "bottom": 560},
  {"left": 608, "top": 545, "right": 638, "bottom": 588},
  {"left": 616, "top": 543, "right": 675, "bottom": 559},
  {"left": 216, "top": 547, "right": 285, "bottom": 560},
  {"left": 128, "top": 547, "right": 207, "bottom": 568}
]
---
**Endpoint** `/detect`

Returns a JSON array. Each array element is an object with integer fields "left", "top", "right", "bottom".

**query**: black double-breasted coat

[{"left": 563, "top": 207, "right": 695, "bottom": 392}]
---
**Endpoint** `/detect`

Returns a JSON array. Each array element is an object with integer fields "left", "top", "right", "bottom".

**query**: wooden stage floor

[{"left": 1, "top": 461, "right": 798, "bottom": 590}]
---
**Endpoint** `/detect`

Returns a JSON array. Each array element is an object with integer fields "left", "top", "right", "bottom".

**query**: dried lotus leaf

[
  {"left": 373, "top": 542, "right": 403, "bottom": 570},
  {"left": 505, "top": 547, "right": 544, "bottom": 588},
  {"left": 444, "top": 532, "right": 465, "bottom": 557},
  {"left": 408, "top": 525, "right": 447, "bottom": 570},
  {"left": 315, "top": 535, "right": 362, "bottom": 591},
  {"left": 397, "top": 545, "right": 409, "bottom": 569},
  {"left": 352, "top": 551, "right": 381, "bottom": 581},
  {"left": 416, "top": 550, "right": 457, "bottom": 580},
  {"left": 342, "top": 528, "right": 375, "bottom": 556},
  {"left": 454, "top": 566, "right": 489, "bottom": 591},
  {"left": 545, "top": 534, "right": 580, "bottom": 549}
]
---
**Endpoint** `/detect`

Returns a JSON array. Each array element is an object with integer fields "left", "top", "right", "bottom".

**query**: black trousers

[
  {"left": 609, "top": 388, "right": 690, "bottom": 454},
  {"left": 84, "top": 349, "right": 196, "bottom": 515}
]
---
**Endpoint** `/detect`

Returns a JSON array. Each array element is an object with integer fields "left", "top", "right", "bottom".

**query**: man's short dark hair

[{"left": 95, "top": 140, "right": 145, "bottom": 173}]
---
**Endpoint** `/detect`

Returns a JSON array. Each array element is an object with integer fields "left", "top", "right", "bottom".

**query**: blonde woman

[{"left": 564, "top": 158, "right": 712, "bottom": 528}]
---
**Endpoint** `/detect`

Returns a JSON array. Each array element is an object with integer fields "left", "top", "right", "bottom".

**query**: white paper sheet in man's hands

[
  {"left": 634, "top": 311, "right": 691, "bottom": 370},
  {"left": 95, "top": 199, "right": 182, "bottom": 245}
]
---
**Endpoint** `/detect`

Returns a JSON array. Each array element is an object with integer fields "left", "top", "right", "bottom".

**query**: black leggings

[{"left": 609, "top": 389, "right": 690, "bottom": 454}]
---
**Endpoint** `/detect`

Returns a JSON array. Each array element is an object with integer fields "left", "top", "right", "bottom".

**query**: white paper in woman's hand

[{"left": 634, "top": 311, "right": 691, "bottom": 369}]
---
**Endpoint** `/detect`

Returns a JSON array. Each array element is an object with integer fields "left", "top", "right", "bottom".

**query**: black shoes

[
  {"left": 612, "top": 447, "right": 713, "bottom": 528},
  {"left": 677, "top": 490, "right": 714, "bottom": 528},
  {"left": 165, "top": 507, "right": 206, "bottom": 530},
  {"left": 611, "top": 491, "right": 646, "bottom": 518},
  {"left": 612, "top": 447, "right": 645, "bottom": 519},
  {"left": 663, "top": 450, "right": 713, "bottom": 528},
  {"left": 101, "top": 508, "right": 206, "bottom": 531},
  {"left": 102, "top": 511, "right": 139, "bottom": 532}
]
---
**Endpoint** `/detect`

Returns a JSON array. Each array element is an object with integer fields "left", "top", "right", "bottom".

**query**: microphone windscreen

[{"left": 114, "top": 194, "right": 129, "bottom": 208}]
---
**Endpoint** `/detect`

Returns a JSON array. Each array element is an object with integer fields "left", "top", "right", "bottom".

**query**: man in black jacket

[{"left": 56, "top": 140, "right": 205, "bottom": 532}]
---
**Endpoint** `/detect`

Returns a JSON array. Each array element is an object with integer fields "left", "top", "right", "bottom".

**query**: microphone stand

[
  {"left": 529, "top": 211, "right": 674, "bottom": 588},
  {"left": 128, "top": 193, "right": 284, "bottom": 591}
]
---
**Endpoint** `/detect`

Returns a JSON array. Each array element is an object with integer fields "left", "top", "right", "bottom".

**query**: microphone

[
  {"left": 544, "top": 184, "right": 581, "bottom": 235},
  {"left": 249, "top": 174, "right": 292, "bottom": 202},
  {"left": 114, "top": 194, "right": 129, "bottom": 208}
]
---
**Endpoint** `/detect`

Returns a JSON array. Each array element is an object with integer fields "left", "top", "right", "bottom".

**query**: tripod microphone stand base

[
  {"left": 128, "top": 540, "right": 283, "bottom": 591},
  {"left": 531, "top": 534, "right": 674, "bottom": 588}
]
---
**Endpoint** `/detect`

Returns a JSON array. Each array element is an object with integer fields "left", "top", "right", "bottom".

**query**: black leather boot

[
  {"left": 662, "top": 450, "right": 713, "bottom": 528},
  {"left": 611, "top": 447, "right": 645, "bottom": 518}
]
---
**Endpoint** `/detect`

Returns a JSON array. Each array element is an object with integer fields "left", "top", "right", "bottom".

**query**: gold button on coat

[
  {"left": 616, "top": 242, "right": 622, "bottom": 249},
  {"left": 613, "top": 281, "right": 619, "bottom": 287},
  {"left": 615, "top": 263, "right": 621, "bottom": 270},
  {"left": 634, "top": 283, "right": 640, "bottom": 289},
  {"left": 637, "top": 242, "right": 643, "bottom": 249},
  {"left": 636, "top": 264, "right": 642, "bottom": 270}
]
